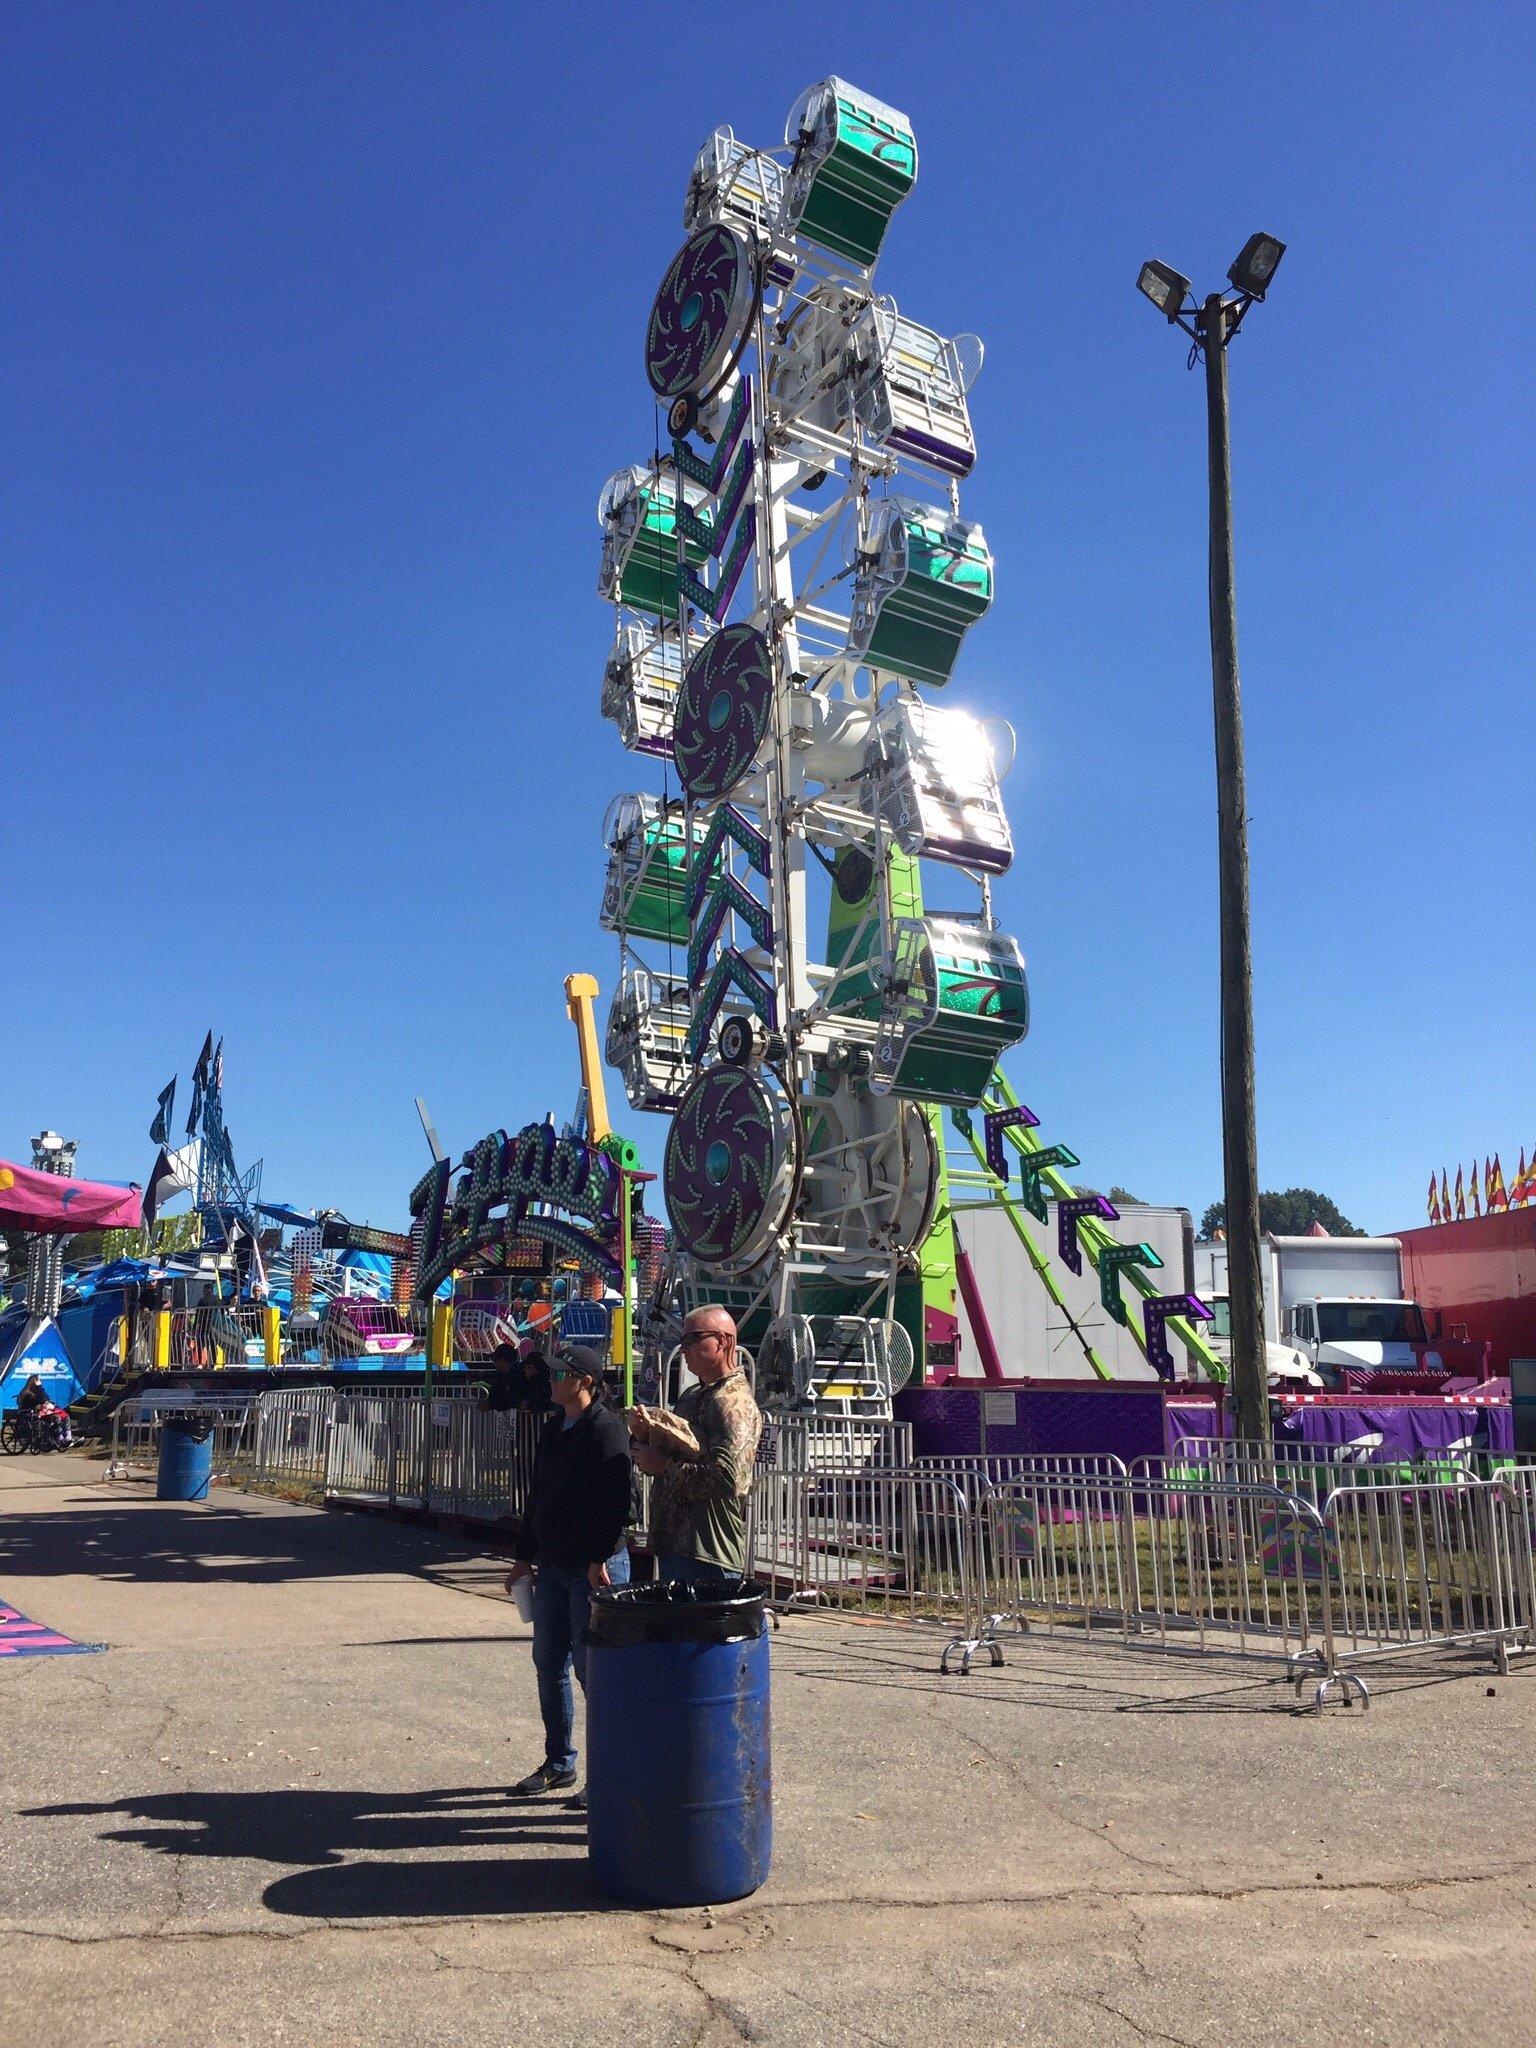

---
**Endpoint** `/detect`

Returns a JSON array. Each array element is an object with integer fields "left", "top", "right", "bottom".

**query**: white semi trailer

[{"left": 953, "top": 1203, "right": 1196, "bottom": 1382}]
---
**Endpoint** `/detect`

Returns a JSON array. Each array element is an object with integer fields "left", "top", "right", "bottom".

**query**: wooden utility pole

[{"left": 1201, "top": 294, "right": 1268, "bottom": 1444}]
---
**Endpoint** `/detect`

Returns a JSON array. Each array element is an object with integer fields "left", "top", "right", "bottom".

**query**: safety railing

[
  {"left": 1148, "top": 1436, "right": 1533, "bottom": 1503},
  {"left": 1320, "top": 1475, "right": 1535, "bottom": 1690},
  {"left": 747, "top": 1462, "right": 973, "bottom": 1624},
  {"left": 234, "top": 1387, "right": 336, "bottom": 1493},
  {"left": 278, "top": 1302, "right": 427, "bottom": 1368},
  {"left": 117, "top": 1383, "right": 1536, "bottom": 1712},
  {"left": 162, "top": 1306, "right": 269, "bottom": 1371},
  {"left": 762, "top": 1414, "right": 913, "bottom": 1472},
  {"left": 106, "top": 1393, "right": 263, "bottom": 1482},
  {"left": 945, "top": 1461, "right": 1536, "bottom": 1705}
]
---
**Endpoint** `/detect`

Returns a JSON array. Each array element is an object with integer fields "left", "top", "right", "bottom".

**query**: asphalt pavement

[{"left": 1, "top": 1451, "right": 1533, "bottom": 2046}]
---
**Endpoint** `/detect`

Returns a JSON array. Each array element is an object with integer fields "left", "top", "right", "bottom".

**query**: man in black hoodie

[{"left": 503, "top": 1344, "right": 632, "bottom": 1798}]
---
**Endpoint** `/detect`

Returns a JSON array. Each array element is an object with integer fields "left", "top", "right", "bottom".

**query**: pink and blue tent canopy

[{"left": 0, "top": 1162, "right": 142, "bottom": 1235}]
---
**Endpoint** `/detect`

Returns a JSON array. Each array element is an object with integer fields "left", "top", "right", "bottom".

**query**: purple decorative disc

[
  {"left": 645, "top": 225, "right": 757, "bottom": 404},
  {"left": 672, "top": 625, "right": 774, "bottom": 801},
  {"left": 664, "top": 1065, "right": 798, "bottom": 1271}
]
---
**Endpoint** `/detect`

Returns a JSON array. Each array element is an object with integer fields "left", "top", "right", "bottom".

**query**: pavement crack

[
  {"left": 680, "top": 1950, "right": 757, "bottom": 2045},
  {"left": 1064, "top": 1985, "right": 1203, "bottom": 2048},
  {"left": 4, "top": 1860, "right": 1533, "bottom": 1952},
  {"left": 946, "top": 1722, "right": 1186, "bottom": 1885}
]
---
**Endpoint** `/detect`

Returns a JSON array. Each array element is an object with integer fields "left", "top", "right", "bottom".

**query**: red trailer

[{"left": 1396, "top": 1210, "right": 1536, "bottom": 1374}]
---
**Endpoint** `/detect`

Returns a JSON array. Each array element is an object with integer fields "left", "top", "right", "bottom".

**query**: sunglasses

[
  {"left": 680, "top": 1330, "right": 724, "bottom": 1348},
  {"left": 549, "top": 1363, "right": 592, "bottom": 1382}
]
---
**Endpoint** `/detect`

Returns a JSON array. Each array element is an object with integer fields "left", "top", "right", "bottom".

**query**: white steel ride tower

[{"left": 598, "top": 81, "right": 1026, "bottom": 1415}]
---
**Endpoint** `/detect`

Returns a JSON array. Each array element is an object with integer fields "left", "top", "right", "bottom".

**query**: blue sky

[{"left": 5, "top": 2, "right": 1531, "bottom": 1234}]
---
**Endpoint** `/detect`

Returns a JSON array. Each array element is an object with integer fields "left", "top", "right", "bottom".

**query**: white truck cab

[
  {"left": 1283, "top": 1295, "right": 1438, "bottom": 1381},
  {"left": 1191, "top": 1234, "right": 1440, "bottom": 1390},
  {"left": 1198, "top": 1291, "right": 1321, "bottom": 1390}
]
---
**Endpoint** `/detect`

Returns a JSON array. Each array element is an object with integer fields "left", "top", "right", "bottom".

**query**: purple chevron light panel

[
  {"left": 1056, "top": 1194, "right": 1117, "bottom": 1277},
  {"left": 1141, "top": 1293, "right": 1215, "bottom": 1380},
  {"left": 983, "top": 1103, "right": 1039, "bottom": 1179}
]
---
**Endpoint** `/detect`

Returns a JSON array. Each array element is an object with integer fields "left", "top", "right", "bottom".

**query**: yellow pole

[
  {"left": 429, "top": 1299, "right": 453, "bottom": 1370},
  {"left": 263, "top": 1304, "right": 281, "bottom": 1368},
  {"left": 563, "top": 972, "right": 612, "bottom": 1145},
  {"left": 152, "top": 1309, "right": 171, "bottom": 1372},
  {"left": 618, "top": 1166, "right": 634, "bottom": 1407}
]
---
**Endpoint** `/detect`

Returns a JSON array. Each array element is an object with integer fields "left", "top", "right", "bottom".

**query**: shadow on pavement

[
  {"left": 780, "top": 1630, "right": 1308, "bottom": 1714},
  {"left": 0, "top": 1494, "right": 482, "bottom": 1587},
  {"left": 263, "top": 1854, "right": 605, "bottom": 1918},
  {"left": 24, "top": 1784, "right": 612, "bottom": 1917}
]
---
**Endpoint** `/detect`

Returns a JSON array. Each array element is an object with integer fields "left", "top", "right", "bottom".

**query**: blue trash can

[
  {"left": 157, "top": 1416, "right": 214, "bottom": 1501},
  {"left": 586, "top": 1579, "right": 771, "bottom": 1906}
]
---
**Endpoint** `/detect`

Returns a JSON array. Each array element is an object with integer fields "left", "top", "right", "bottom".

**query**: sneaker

[
  {"left": 509, "top": 1762, "right": 577, "bottom": 1798},
  {"left": 567, "top": 1788, "right": 587, "bottom": 1812}
]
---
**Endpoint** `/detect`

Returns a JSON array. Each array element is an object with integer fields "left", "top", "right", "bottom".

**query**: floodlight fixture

[
  {"left": 1137, "top": 260, "right": 1192, "bottom": 322},
  {"left": 1227, "top": 233, "right": 1286, "bottom": 301}
]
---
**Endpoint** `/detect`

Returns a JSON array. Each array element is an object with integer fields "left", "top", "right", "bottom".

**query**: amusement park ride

[{"left": 597, "top": 79, "right": 1222, "bottom": 1417}]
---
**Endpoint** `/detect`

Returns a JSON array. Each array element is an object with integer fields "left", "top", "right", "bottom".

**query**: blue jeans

[
  {"left": 531, "top": 1549, "right": 631, "bottom": 1774},
  {"left": 656, "top": 1552, "right": 734, "bottom": 1587}
]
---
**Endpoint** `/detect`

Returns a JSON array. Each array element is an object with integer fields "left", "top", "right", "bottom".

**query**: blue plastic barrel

[
  {"left": 157, "top": 1417, "right": 214, "bottom": 1501},
  {"left": 586, "top": 1580, "right": 771, "bottom": 1906}
]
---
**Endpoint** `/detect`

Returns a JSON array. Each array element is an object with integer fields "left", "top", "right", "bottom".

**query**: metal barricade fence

[
  {"left": 747, "top": 1462, "right": 972, "bottom": 1623},
  {"left": 235, "top": 1389, "right": 541, "bottom": 1521},
  {"left": 953, "top": 1467, "right": 1138, "bottom": 1664},
  {"left": 917, "top": 1452, "right": 1129, "bottom": 1507},
  {"left": 236, "top": 1388, "right": 336, "bottom": 1493},
  {"left": 951, "top": 1473, "right": 1336, "bottom": 1681},
  {"left": 765, "top": 1415, "right": 913, "bottom": 1472},
  {"left": 419, "top": 1403, "right": 542, "bottom": 1522},
  {"left": 1320, "top": 1476, "right": 1535, "bottom": 1688},
  {"left": 322, "top": 1394, "right": 430, "bottom": 1508},
  {"left": 114, "top": 1384, "right": 1536, "bottom": 1711},
  {"left": 1150, "top": 1436, "right": 1531, "bottom": 1505},
  {"left": 1130, "top": 1480, "right": 1336, "bottom": 1666},
  {"left": 106, "top": 1394, "right": 262, "bottom": 1482}
]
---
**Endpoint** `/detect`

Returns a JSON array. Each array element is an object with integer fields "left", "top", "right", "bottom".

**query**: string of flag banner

[{"left": 1427, "top": 1152, "right": 1535, "bottom": 1223}]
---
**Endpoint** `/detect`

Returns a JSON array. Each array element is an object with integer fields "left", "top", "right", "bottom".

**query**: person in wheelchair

[{"left": 13, "top": 1376, "right": 72, "bottom": 1450}]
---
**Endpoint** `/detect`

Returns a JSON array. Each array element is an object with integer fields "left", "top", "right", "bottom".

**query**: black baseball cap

[{"left": 552, "top": 1343, "right": 605, "bottom": 1381}]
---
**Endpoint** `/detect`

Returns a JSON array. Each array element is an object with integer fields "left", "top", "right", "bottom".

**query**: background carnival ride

[
  {"left": 409, "top": 976, "right": 666, "bottom": 1395},
  {"left": 596, "top": 78, "right": 1222, "bottom": 1416},
  {"left": 0, "top": 1044, "right": 435, "bottom": 1408}
]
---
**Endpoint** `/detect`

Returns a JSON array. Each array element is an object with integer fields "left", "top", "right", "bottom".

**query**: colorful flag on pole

[
  {"left": 142, "top": 1148, "right": 181, "bottom": 1234},
  {"left": 149, "top": 1077, "right": 176, "bottom": 1147},
  {"left": 1490, "top": 1155, "right": 1509, "bottom": 1212},
  {"left": 186, "top": 1031, "right": 214, "bottom": 1136},
  {"left": 1515, "top": 1150, "right": 1531, "bottom": 1206},
  {"left": 1440, "top": 1169, "right": 1452, "bottom": 1222},
  {"left": 1471, "top": 1161, "right": 1482, "bottom": 1218},
  {"left": 1455, "top": 1164, "right": 1466, "bottom": 1219},
  {"left": 1427, "top": 1173, "right": 1440, "bottom": 1224}
]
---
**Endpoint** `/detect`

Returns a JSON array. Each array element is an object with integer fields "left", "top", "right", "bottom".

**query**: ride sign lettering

[{"left": 410, "top": 1119, "right": 622, "bottom": 1300}]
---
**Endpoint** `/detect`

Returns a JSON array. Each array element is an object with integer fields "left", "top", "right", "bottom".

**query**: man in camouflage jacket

[{"left": 635, "top": 1306, "right": 762, "bottom": 1583}]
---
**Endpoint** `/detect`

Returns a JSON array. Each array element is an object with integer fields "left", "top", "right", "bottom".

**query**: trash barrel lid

[{"left": 588, "top": 1577, "right": 768, "bottom": 1646}]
